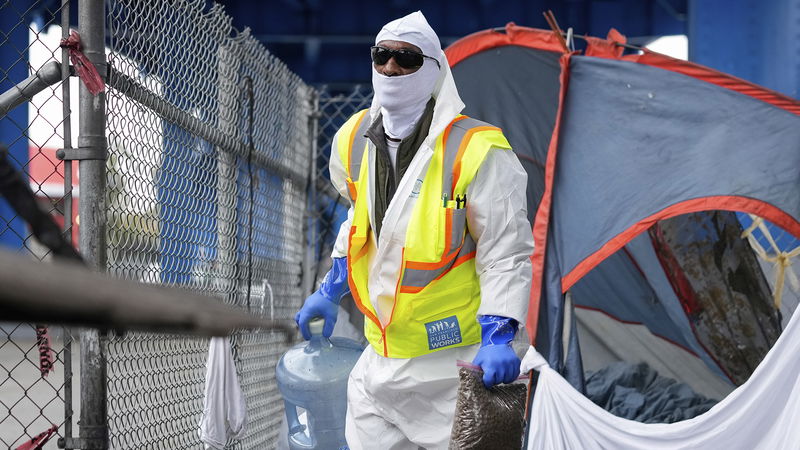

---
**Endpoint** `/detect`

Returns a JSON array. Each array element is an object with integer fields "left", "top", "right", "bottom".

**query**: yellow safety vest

[{"left": 336, "top": 109, "right": 512, "bottom": 358}]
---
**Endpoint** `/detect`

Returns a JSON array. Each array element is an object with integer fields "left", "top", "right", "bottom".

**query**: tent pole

[{"left": 523, "top": 368, "right": 540, "bottom": 448}]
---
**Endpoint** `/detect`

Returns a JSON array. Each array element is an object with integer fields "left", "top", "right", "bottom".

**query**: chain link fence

[
  {"left": 306, "top": 85, "right": 373, "bottom": 336},
  {"left": 0, "top": 0, "right": 77, "bottom": 448},
  {"left": 103, "top": 0, "right": 312, "bottom": 448},
  {"left": 311, "top": 85, "right": 371, "bottom": 280},
  {"left": 1, "top": 0, "right": 312, "bottom": 446},
  {"left": 3, "top": 1, "right": 799, "bottom": 449}
]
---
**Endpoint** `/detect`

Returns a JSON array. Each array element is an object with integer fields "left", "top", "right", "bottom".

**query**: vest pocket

[
  {"left": 408, "top": 281, "right": 481, "bottom": 352},
  {"left": 399, "top": 205, "right": 471, "bottom": 295},
  {"left": 447, "top": 206, "right": 467, "bottom": 253}
]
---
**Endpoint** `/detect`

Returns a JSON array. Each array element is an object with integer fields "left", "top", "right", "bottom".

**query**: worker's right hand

[
  {"left": 294, "top": 257, "right": 350, "bottom": 340},
  {"left": 295, "top": 290, "right": 339, "bottom": 340}
]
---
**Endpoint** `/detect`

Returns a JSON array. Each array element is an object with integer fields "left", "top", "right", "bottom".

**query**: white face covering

[
  {"left": 372, "top": 59, "right": 439, "bottom": 139},
  {"left": 372, "top": 11, "right": 444, "bottom": 140}
]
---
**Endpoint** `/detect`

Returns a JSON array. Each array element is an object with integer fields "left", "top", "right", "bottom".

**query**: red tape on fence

[
  {"left": 15, "top": 424, "right": 58, "bottom": 450},
  {"left": 60, "top": 30, "right": 105, "bottom": 95},
  {"left": 35, "top": 325, "right": 54, "bottom": 377}
]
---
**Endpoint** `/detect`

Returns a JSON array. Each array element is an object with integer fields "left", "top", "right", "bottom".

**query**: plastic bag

[{"left": 449, "top": 365, "right": 527, "bottom": 449}]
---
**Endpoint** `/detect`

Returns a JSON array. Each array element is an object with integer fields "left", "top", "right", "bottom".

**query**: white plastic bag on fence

[{"left": 199, "top": 337, "right": 247, "bottom": 449}]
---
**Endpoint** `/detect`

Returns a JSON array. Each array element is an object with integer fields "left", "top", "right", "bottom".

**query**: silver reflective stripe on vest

[
  {"left": 440, "top": 117, "right": 491, "bottom": 199},
  {"left": 449, "top": 208, "right": 467, "bottom": 253},
  {"left": 401, "top": 234, "right": 477, "bottom": 289},
  {"left": 349, "top": 113, "right": 372, "bottom": 182}
]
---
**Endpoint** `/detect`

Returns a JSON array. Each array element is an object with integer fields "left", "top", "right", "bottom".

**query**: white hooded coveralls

[{"left": 328, "top": 11, "right": 534, "bottom": 449}]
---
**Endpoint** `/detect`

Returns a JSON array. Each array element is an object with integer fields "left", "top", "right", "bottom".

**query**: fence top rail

[
  {"left": 0, "top": 248, "right": 295, "bottom": 339},
  {"left": 106, "top": 66, "right": 310, "bottom": 188}
]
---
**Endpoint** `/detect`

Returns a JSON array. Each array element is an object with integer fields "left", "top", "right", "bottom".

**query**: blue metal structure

[
  {"left": 0, "top": 6, "right": 33, "bottom": 249},
  {"left": 218, "top": 0, "right": 689, "bottom": 85},
  {"left": 689, "top": 0, "right": 800, "bottom": 98}
]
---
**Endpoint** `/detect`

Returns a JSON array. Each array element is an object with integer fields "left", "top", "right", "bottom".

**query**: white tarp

[{"left": 521, "top": 308, "right": 800, "bottom": 449}]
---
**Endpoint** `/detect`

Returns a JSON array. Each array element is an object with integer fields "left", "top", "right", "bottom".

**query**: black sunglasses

[{"left": 370, "top": 46, "right": 440, "bottom": 69}]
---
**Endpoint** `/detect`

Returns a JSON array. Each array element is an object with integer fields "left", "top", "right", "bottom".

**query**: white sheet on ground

[{"left": 521, "top": 308, "right": 800, "bottom": 449}]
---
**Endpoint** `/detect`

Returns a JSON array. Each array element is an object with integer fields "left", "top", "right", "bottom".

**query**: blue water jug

[{"left": 276, "top": 318, "right": 364, "bottom": 450}]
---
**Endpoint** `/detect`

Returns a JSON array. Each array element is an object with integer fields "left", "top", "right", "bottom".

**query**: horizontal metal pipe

[
  {"left": 106, "top": 66, "right": 308, "bottom": 188},
  {"left": 0, "top": 248, "right": 295, "bottom": 339},
  {"left": 0, "top": 61, "right": 62, "bottom": 119},
  {"left": 253, "top": 34, "right": 462, "bottom": 45}
]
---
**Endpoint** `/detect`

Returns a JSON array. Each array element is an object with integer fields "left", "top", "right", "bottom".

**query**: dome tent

[{"left": 445, "top": 22, "right": 800, "bottom": 422}]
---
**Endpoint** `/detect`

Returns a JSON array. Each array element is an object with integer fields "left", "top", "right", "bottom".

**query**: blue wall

[
  {"left": 0, "top": 8, "right": 32, "bottom": 249},
  {"left": 689, "top": 0, "right": 800, "bottom": 99}
]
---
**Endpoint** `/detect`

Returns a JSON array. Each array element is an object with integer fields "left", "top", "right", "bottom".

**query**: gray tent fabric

[
  {"left": 454, "top": 45, "right": 561, "bottom": 223},
  {"left": 552, "top": 56, "right": 800, "bottom": 281},
  {"left": 449, "top": 29, "right": 799, "bottom": 396},
  {"left": 538, "top": 53, "right": 800, "bottom": 387},
  {"left": 570, "top": 246, "right": 689, "bottom": 346},
  {"left": 450, "top": 44, "right": 744, "bottom": 384}
]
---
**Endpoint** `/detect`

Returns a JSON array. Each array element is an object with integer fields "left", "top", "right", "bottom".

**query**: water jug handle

[{"left": 284, "top": 399, "right": 313, "bottom": 448}]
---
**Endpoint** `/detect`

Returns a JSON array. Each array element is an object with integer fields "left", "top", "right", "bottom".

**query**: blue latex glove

[
  {"left": 294, "top": 257, "right": 350, "bottom": 340},
  {"left": 472, "top": 315, "right": 521, "bottom": 388}
]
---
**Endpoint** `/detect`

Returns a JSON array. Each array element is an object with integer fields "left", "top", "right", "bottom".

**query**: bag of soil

[{"left": 449, "top": 365, "right": 527, "bottom": 450}]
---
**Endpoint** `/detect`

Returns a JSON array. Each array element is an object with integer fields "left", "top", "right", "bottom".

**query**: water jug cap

[{"left": 309, "top": 318, "right": 325, "bottom": 336}]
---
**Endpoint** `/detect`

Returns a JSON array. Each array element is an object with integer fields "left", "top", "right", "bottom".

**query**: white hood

[{"left": 369, "top": 11, "right": 465, "bottom": 143}]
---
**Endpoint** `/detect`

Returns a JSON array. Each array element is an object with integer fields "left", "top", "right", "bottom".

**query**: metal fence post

[
  {"left": 61, "top": 0, "right": 75, "bottom": 447},
  {"left": 78, "top": 0, "right": 108, "bottom": 448},
  {"left": 302, "top": 91, "right": 320, "bottom": 298}
]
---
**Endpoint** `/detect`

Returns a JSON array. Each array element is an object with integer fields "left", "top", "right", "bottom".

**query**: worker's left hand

[
  {"left": 473, "top": 343, "right": 521, "bottom": 388},
  {"left": 473, "top": 314, "right": 521, "bottom": 387}
]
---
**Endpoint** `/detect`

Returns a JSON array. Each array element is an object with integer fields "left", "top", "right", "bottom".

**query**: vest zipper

[
  {"left": 384, "top": 162, "right": 393, "bottom": 231},
  {"left": 381, "top": 249, "right": 407, "bottom": 357},
  {"left": 378, "top": 331, "right": 387, "bottom": 356}
]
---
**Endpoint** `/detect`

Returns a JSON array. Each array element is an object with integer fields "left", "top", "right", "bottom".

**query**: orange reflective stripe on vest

[{"left": 337, "top": 109, "right": 371, "bottom": 202}]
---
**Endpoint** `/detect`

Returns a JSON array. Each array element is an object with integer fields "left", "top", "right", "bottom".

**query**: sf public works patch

[{"left": 426, "top": 315, "right": 462, "bottom": 350}]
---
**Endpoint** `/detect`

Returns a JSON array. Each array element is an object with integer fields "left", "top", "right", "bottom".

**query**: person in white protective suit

[{"left": 295, "top": 11, "right": 534, "bottom": 449}]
